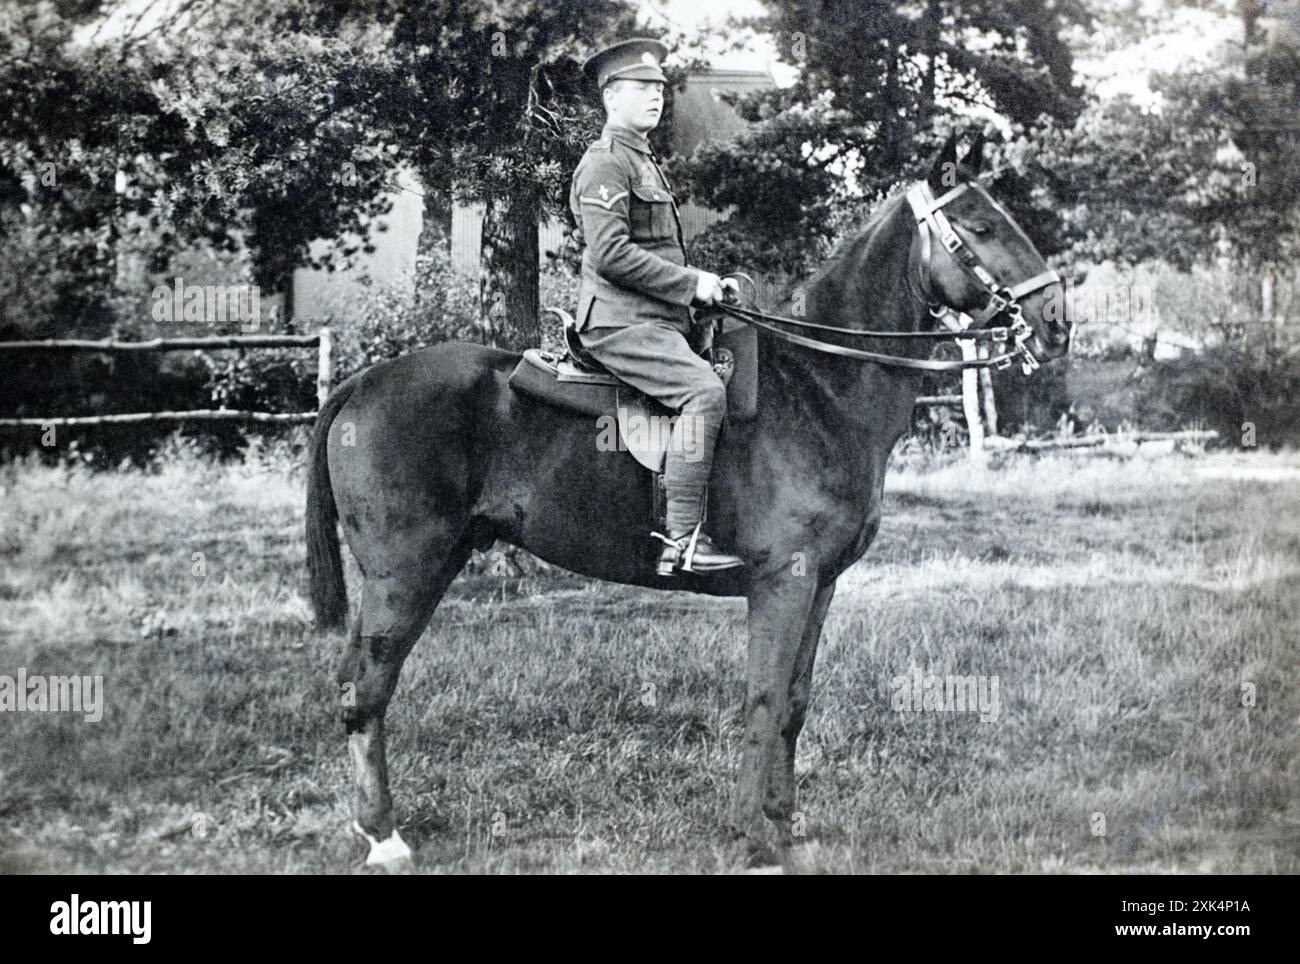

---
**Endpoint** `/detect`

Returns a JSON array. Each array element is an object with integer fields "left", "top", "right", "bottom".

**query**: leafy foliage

[
  {"left": 328, "top": 239, "right": 481, "bottom": 380},
  {"left": 674, "top": 0, "right": 1089, "bottom": 282},
  {"left": 0, "top": 0, "right": 638, "bottom": 349},
  {"left": 1029, "top": 2, "right": 1299, "bottom": 273},
  {"left": 1135, "top": 330, "right": 1300, "bottom": 446}
]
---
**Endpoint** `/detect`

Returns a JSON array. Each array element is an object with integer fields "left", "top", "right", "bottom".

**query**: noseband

[{"left": 716, "top": 179, "right": 1066, "bottom": 374}]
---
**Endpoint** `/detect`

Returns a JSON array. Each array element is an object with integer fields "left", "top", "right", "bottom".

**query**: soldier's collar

[{"left": 603, "top": 123, "right": 654, "bottom": 155}]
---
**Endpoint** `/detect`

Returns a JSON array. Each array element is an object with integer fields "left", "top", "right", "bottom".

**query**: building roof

[{"left": 669, "top": 69, "right": 774, "bottom": 157}]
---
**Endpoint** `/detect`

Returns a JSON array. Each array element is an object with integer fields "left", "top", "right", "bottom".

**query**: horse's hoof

[
  {"left": 353, "top": 855, "right": 415, "bottom": 875},
  {"left": 744, "top": 836, "right": 786, "bottom": 868},
  {"left": 726, "top": 818, "right": 790, "bottom": 868}
]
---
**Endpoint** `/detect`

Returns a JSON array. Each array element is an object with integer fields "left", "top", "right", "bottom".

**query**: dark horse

[{"left": 306, "top": 135, "right": 1072, "bottom": 868}]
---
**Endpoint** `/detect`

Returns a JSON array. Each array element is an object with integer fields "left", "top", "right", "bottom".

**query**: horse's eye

[{"left": 966, "top": 221, "right": 992, "bottom": 236}]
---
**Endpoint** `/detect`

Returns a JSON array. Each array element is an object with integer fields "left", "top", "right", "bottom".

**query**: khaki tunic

[{"left": 569, "top": 123, "right": 699, "bottom": 332}]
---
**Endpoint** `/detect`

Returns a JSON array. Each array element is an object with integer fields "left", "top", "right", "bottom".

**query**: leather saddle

[{"left": 507, "top": 308, "right": 758, "bottom": 474}]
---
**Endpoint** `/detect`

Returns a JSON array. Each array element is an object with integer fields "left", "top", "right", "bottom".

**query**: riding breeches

[{"left": 577, "top": 321, "right": 727, "bottom": 535}]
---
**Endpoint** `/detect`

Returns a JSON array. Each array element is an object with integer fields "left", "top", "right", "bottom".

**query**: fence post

[
  {"left": 958, "top": 339, "right": 985, "bottom": 462},
  {"left": 317, "top": 327, "right": 333, "bottom": 408},
  {"left": 937, "top": 312, "right": 986, "bottom": 462},
  {"left": 977, "top": 345, "right": 998, "bottom": 437}
]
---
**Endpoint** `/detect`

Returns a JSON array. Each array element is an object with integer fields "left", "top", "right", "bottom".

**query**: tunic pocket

[{"left": 629, "top": 184, "right": 676, "bottom": 242}]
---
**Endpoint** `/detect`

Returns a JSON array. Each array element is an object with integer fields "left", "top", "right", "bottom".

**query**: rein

[
  {"left": 716, "top": 303, "right": 1030, "bottom": 372},
  {"left": 717, "top": 179, "right": 1064, "bottom": 375}
]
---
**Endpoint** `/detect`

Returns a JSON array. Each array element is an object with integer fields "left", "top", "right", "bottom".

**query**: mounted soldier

[
  {"left": 311, "top": 108, "right": 1073, "bottom": 867},
  {"left": 569, "top": 38, "right": 745, "bottom": 577}
]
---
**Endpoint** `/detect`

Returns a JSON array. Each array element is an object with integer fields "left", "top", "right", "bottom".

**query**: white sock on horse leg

[{"left": 352, "top": 820, "right": 412, "bottom": 865}]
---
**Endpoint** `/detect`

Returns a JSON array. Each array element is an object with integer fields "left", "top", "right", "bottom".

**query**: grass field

[{"left": 1, "top": 442, "right": 1297, "bottom": 874}]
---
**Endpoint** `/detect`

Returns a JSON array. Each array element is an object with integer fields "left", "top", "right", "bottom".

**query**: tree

[
  {"left": 0, "top": 0, "right": 404, "bottom": 338},
  {"left": 1033, "top": 0, "right": 1299, "bottom": 300},
  {"left": 1, "top": 0, "right": 649, "bottom": 352},
  {"left": 312, "top": 0, "right": 641, "bottom": 349},
  {"left": 674, "top": 0, "right": 1090, "bottom": 281}
]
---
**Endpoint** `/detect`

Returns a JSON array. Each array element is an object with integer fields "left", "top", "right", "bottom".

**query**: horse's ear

[
  {"left": 927, "top": 133, "right": 960, "bottom": 193},
  {"left": 960, "top": 130, "right": 986, "bottom": 178}
]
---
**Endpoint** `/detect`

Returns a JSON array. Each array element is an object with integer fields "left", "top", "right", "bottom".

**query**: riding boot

[
  {"left": 653, "top": 523, "right": 746, "bottom": 576},
  {"left": 652, "top": 485, "right": 745, "bottom": 576}
]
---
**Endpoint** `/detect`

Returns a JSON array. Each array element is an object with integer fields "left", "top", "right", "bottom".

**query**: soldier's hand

[{"left": 694, "top": 270, "right": 726, "bottom": 306}]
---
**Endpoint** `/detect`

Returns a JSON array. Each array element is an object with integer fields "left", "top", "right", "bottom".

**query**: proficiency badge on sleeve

[{"left": 580, "top": 184, "right": 628, "bottom": 209}]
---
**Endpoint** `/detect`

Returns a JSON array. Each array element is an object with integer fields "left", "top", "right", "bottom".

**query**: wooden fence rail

[
  {"left": 0, "top": 411, "right": 316, "bottom": 427},
  {"left": 0, "top": 335, "right": 320, "bottom": 352},
  {"left": 998, "top": 429, "right": 1220, "bottom": 452},
  {"left": 0, "top": 329, "right": 331, "bottom": 428},
  {"left": 3, "top": 327, "right": 992, "bottom": 445}
]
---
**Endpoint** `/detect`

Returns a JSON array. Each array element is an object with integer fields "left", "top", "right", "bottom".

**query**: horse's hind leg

[{"left": 338, "top": 537, "right": 470, "bottom": 870}]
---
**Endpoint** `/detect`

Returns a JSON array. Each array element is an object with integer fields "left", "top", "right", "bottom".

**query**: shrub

[
  {"left": 1135, "top": 332, "right": 1300, "bottom": 447},
  {"left": 314, "top": 238, "right": 480, "bottom": 382},
  {"left": 538, "top": 258, "right": 580, "bottom": 352}
]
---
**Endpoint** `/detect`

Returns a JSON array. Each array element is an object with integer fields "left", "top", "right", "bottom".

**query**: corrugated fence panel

[
  {"left": 679, "top": 203, "right": 731, "bottom": 243},
  {"left": 453, "top": 207, "right": 571, "bottom": 269},
  {"left": 539, "top": 218, "right": 568, "bottom": 261},
  {"left": 452, "top": 204, "right": 738, "bottom": 269},
  {"left": 451, "top": 203, "right": 485, "bottom": 273}
]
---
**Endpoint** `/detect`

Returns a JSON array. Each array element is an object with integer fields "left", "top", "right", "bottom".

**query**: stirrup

[
  {"left": 651, "top": 521, "right": 712, "bottom": 576},
  {"left": 651, "top": 523, "right": 704, "bottom": 577}
]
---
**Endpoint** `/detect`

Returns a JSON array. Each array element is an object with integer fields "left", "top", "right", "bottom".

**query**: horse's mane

[
  {"left": 801, "top": 161, "right": 981, "bottom": 297},
  {"left": 800, "top": 188, "right": 911, "bottom": 295}
]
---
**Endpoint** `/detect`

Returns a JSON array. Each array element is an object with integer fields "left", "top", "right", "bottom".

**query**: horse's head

[{"left": 908, "top": 132, "right": 1072, "bottom": 370}]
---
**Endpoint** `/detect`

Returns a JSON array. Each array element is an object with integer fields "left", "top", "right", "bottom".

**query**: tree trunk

[
  {"left": 414, "top": 179, "right": 453, "bottom": 310},
  {"left": 881, "top": 51, "right": 898, "bottom": 168},
  {"left": 281, "top": 271, "right": 295, "bottom": 330},
  {"left": 479, "top": 188, "right": 540, "bottom": 350},
  {"left": 922, "top": 0, "right": 940, "bottom": 115}
]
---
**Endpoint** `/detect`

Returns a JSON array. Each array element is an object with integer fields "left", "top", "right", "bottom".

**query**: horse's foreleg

[
  {"left": 731, "top": 571, "right": 818, "bottom": 855},
  {"left": 338, "top": 543, "right": 468, "bottom": 871},
  {"left": 766, "top": 580, "right": 836, "bottom": 823}
]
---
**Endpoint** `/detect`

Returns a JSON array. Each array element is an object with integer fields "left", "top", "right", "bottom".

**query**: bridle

[
  {"left": 715, "top": 178, "right": 1067, "bottom": 375},
  {"left": 907, "top": 179, "right": 1064, "bottom": 372}
]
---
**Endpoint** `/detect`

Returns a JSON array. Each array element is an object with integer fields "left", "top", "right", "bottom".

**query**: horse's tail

[{"left": 306, "top": 375, "right": 361, "bottom": 630}]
